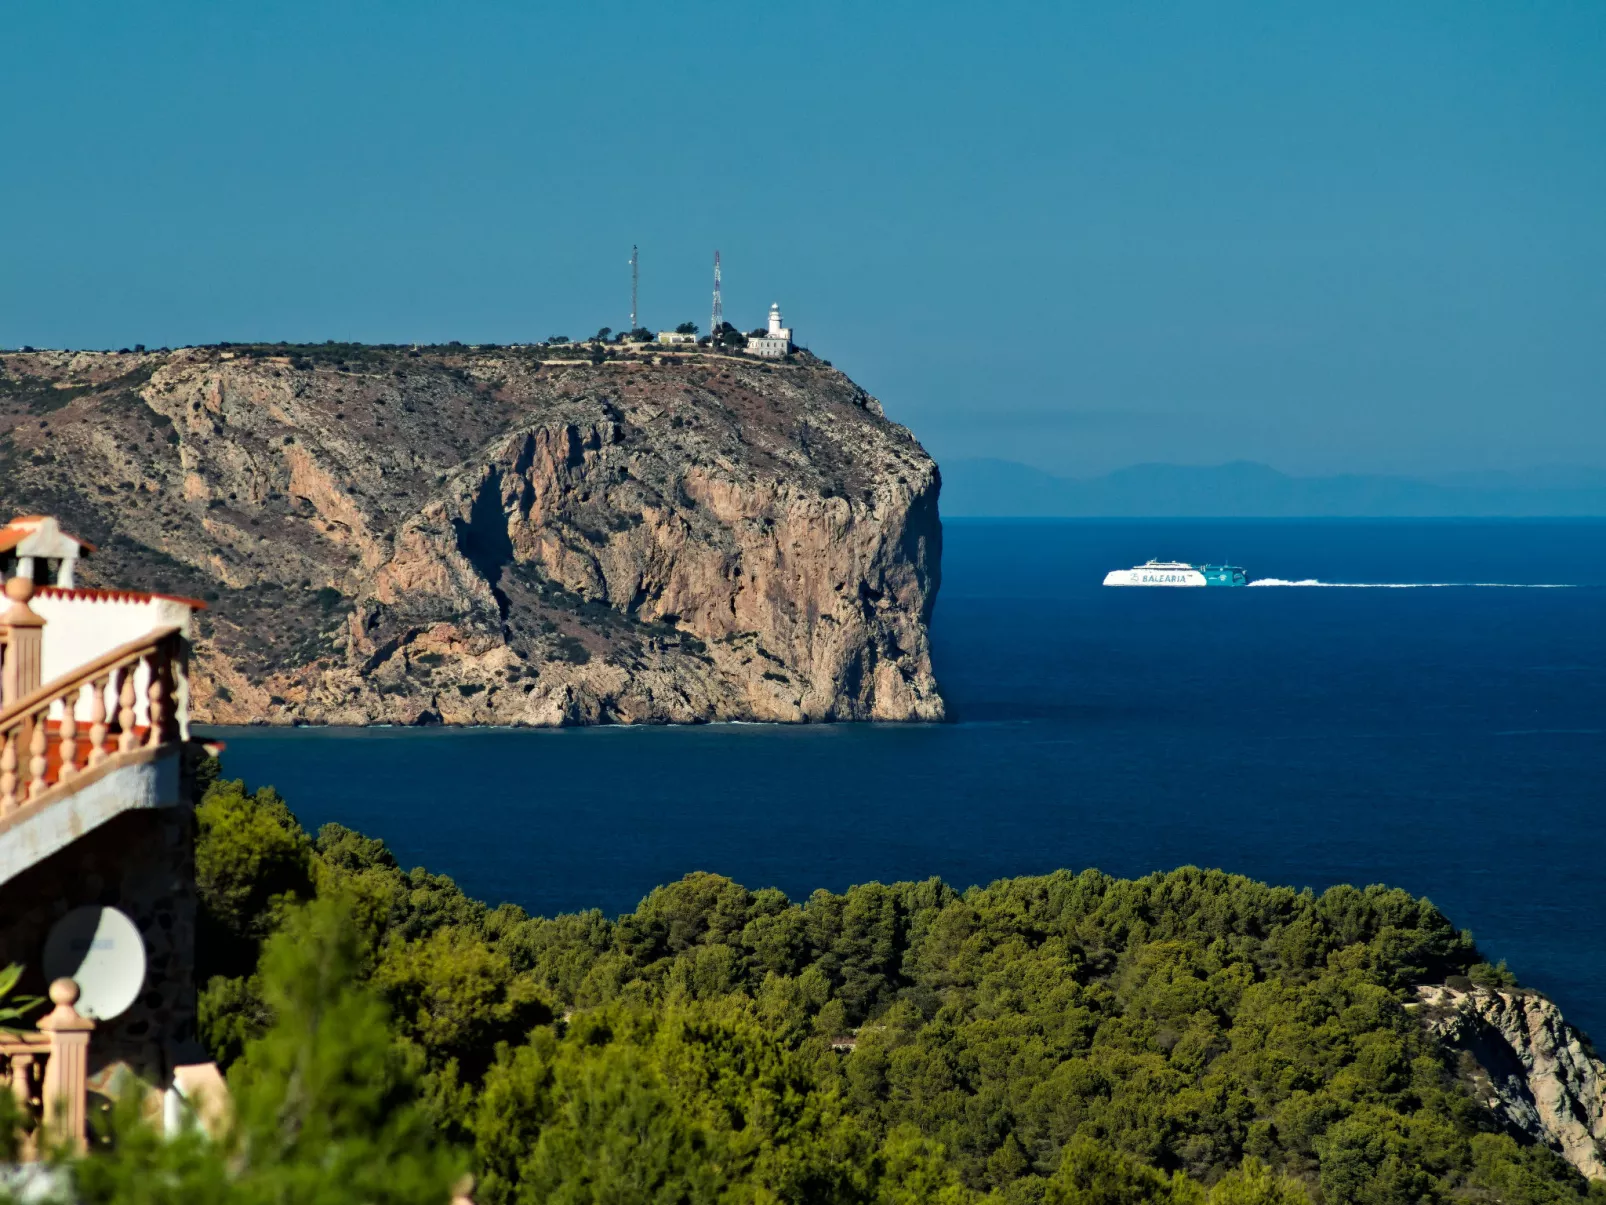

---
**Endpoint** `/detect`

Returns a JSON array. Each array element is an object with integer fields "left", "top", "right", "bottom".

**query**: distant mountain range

[{"left": 940, "top": 459, "right": 1606, "bottom": 517}]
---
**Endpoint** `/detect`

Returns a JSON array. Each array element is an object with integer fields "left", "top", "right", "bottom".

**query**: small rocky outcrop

[
  {"left": 0, "top": 344, "right": 944, "bottom": 725},
  {"left": 1418, "top": 982, "right": 1606, "bottom": 1180}
]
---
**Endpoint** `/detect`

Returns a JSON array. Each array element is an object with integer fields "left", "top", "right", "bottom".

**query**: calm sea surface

[{"left": 203, "top": 519, "right": 1606, "bottom": 1038}]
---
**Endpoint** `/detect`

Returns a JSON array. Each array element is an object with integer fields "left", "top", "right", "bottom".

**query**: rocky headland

[
  {"left": 0, "top": 343, "right": 944, "bottom": 726},
  {"left": 1418, "top": 982, "right": 1606, "bottom": 1180}
]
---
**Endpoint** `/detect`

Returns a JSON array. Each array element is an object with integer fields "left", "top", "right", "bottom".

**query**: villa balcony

[
  {"left": 0, "top": 619, "right": 188, "bottom": 885},
  {"left": 0, "top": 514, "right": 212, "bottom": 1160},
  {"left": 0, "top": 978, "right": 96, "bottom": 1159}
]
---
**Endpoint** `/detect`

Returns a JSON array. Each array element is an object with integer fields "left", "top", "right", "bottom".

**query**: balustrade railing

[
  {"left": 0, "top": 626, "right": 184, "bottom": 819},
  {"left": 0, "top": 978, "right": 94, "bottom": 1157}
]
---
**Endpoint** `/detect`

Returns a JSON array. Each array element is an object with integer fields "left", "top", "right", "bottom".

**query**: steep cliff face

[
  {"left": 1418, "top": 983, "right": 1606, "bottom": 1180},
  {"left": 0, "top": 344, "right": 943, "bottom": 725}
]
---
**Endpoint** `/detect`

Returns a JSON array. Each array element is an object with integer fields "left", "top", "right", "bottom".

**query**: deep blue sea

[{"left": 203, "top": 519, "right": 1606, "bottom": 1038}]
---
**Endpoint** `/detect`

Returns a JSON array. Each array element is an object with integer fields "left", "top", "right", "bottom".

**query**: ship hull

[
  {"left": 1104, "top": 568, "right": 1207, "bottom": 586},
  {"left": 1103, "top": 566, "right": 1246, "bottom": 587}
]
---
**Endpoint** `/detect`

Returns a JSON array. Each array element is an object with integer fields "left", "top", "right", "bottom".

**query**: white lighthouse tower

[
  {"left": 767, "top": 303, "right": 791, "bottom": 341},
  {"left": 747, "top": 302, "right": 794, "bottom": 358}
]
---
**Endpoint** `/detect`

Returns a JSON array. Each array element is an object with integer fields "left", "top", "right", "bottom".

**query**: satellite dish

[{"left": 42, "top": 906, "right": 146, "bottom": 1021}]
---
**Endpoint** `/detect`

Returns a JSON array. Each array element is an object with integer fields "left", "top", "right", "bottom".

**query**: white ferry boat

[{"left": 1103, "top": 560, "right": 1247, "bottom": 587}]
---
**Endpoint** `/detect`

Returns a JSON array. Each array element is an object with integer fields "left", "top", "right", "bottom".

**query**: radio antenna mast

[
  {"left": 629, "top": 245, "right": 638, "bottom": 331},
  {"left": 710, "top": 250, "right": 722, "bottom": 341}
]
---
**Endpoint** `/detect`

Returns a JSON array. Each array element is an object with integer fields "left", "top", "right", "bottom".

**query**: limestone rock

[
  {"left": 1418, "top": 982, "right": 1606, "bottom": 1180},
  {"left": 0, "top": 344, "right": 944, "bottom": 725}
]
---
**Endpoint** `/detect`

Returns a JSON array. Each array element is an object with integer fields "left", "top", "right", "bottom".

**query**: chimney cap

[{"left": 0, "top": 515, "right": 96, "bottom": 557}]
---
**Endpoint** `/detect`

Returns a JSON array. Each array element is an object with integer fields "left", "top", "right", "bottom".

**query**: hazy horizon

[
  {"left": 940, "top": 455, "right": 1606, "bottom": 482},
  {"left": 4, "top": 3, "right": 1602, "bottom": 478},
  {"left": 938, "top": 456, "right": 1606, "bottom": 518}
]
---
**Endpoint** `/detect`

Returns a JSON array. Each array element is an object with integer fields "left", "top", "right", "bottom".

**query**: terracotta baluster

[
  {"left": 87, "top": 674, "right": 109, "bottom": 767},
  {"left": 117, "top": 667, "right": 137, "bottom": 752},
  {"left": 28, "top": 710, "right": 47, "bottom": 799},
  {"left": 0, "top": 577, "right": 44, "bottom": 708},
  {"left": 0, "top": 730, "right": 16, "bottom": 814},
  {"left": 38, "top": 979, "right": 94, "bottom": 1154},
  {"left": 145, "top": 652, "right": 166, "bottom": 747},
  {"left": 172, "top": 637, "right": 190, "bottom": 742},
  {"left": 10, "top": 1051, "right": 37, "bottom": 1160},
  {"left": 57, "top": 689, "right": 79, "bottom": 783}
]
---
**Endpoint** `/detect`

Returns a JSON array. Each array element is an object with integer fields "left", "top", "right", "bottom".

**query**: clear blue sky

[{"left": 4, "top": 1, "right": 1603, "bottom": 477}]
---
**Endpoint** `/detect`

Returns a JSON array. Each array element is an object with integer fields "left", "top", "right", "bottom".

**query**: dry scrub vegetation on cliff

[{"left": 0, "top": 343, "right": 943, "bottom": 725}]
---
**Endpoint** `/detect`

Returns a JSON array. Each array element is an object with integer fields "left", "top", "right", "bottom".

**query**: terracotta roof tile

[{"left": 34, "top": 585, "right": 206, "bottom": 610}]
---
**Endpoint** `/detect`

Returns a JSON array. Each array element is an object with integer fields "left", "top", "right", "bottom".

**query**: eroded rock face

[
  {"left": 1418, "top": 983, "right": 1606, "bottom": 1180},
  {"left": 0, "top": 345, "right": 944, "bottom": 725}
]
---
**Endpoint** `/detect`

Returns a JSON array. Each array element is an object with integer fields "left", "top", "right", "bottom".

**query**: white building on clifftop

[{"left": 746, "top": 304, "right": 793, "bottom": 359}]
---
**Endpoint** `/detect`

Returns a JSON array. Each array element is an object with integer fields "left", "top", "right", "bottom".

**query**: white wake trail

[{"left": 1247, "top": 579, "right": 1575, "bottom": 588}]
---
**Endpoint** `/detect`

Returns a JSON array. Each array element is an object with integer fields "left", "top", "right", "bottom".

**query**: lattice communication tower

[
  {"left": 710, "top": 250, "right": 723, "bottom": 340},
  {"left": 630, "top": 245, "right": 638, "bottom": 331}
]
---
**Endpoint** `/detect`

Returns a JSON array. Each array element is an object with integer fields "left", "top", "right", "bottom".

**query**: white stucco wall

[{"left": 28, "top": 590, "right": 196, "bottom": 730}]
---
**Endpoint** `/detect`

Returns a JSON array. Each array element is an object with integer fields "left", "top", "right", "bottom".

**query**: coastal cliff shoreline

[
  {"left": 1418, "top": 982, "right": 1606, "bottom": 1180},
  {"left": 0, "top": 343, "right": 944, "bottom": 727}
]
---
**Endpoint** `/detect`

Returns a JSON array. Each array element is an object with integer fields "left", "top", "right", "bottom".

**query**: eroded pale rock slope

[
  {"left": 1419, "top": 983, "right": 1606, "bottom": 1180},
  {"left": 0, "top": 345, "right": 943, "bottom": 725}
]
